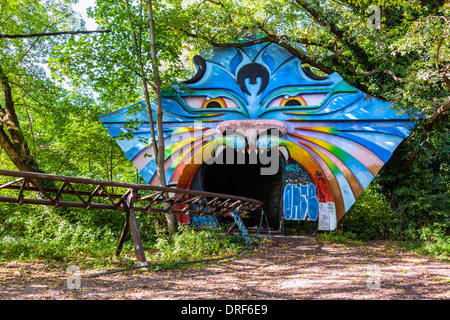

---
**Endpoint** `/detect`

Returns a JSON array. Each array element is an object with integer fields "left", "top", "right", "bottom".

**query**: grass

[
  {"left": 151, "top": 226, "right": 248, "bottom": 263},
  {"left": 1, "top": 204, "right": 447, "bottom": 269},
  {"left": 314, "top": 229, "right": 449, "bottom": 262},
  {"left": 0, "top": 213, "right": 250, "bottom": 271},
  {"left": 315, "top": 230, "right": 364, "bottom": 246}
]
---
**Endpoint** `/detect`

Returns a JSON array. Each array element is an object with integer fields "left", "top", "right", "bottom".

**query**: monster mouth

[
  {"left": 192, "top": 148, "right": 285, "bottom": 229},
  {"left": 212, "top": 144, "right": 290, "bottom": 163},
  {"left": 188, "top": 119, "right": 290, "bottom": 228},
  {"left": 213, "top": 119, "right": 290, "bottom": 164}
]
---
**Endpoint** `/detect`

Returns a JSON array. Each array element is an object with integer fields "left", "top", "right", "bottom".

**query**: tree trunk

[
  {"left": 0, "top": 65, "right": 41, "bottom": 172},
  {"left": 145, "top": 0, "right": 178, "bottom": 236},
  {"left": 0, "top": 64, "right": 62, "bottom": 196}
]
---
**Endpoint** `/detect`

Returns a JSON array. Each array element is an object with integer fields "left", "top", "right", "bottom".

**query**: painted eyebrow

[{"left": 261, "top": 89, "right": 329, "bottom": 105}]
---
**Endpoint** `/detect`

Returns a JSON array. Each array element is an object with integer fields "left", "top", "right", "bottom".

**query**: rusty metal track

[
  {"left": 0, "top": 170, "right": 263, "bottom": 263},
  {"left": 0, "top": 170, "right": 262, "bottom": 215}
]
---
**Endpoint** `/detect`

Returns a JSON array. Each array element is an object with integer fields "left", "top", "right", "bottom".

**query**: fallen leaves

[{"left": 1, "top": 237, "right": 449, "bottom": 300}]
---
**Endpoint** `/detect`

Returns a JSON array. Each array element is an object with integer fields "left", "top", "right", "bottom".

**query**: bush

[
  {"left": 317, "top": 181, "right": 449, "bottom": 261},
  {"left": 0, "top": 203, "right": 249, "bottom": 268},
  {"left": 338, "top": 182, "right": 399, "bottom": 240},
  {"left": 154, "top": 226, "right": 247, "bottom": 263},
  {"left": 414, "top": 226, "right": 450, "bottom": 260},
  {"left": 0, "top": 204, "right": 126, "bottom": 265}
]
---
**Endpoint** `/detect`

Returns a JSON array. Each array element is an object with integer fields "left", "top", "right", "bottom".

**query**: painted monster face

[{"left": 99, "top": 42, "right": 412, "bottom": 230}]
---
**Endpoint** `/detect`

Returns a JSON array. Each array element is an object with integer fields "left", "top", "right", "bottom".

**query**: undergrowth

[
  {"left": 0, "top": 204, "right": 249, "bottom": 269},
  {"left": 1, "top": 183, "right": 448, "bottom": 267},
  {"left": 151, "top": 225, "right": 247, "bottom": 264}
]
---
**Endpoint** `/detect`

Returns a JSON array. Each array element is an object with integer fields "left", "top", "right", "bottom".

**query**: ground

[{"left": 0, "top": 235, "right": 448, "bottom": 300}]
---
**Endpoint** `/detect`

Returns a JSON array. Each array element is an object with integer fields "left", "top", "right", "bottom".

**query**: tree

[
  {"left": 0, "top": 0, "right": 135, "bottom": 184},
  {"left": 160, "top": 0, "right": 449, "bottom": 236},
  {"left": 144, "top": 0, "right": 178, "bottom": 235},
  {"left": 50, "top": 0, "right": 448, "bottom": 238},
  {"left": 0, "top": 0, "right": 78, "bottom": 173},
  {"left": 51, "top": 0, "right": 189, "bottom": 235}
]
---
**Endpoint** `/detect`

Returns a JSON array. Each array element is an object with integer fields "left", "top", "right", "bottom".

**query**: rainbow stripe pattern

[{"left": 99, "top": 42, "right": 412, "bottom": 229}]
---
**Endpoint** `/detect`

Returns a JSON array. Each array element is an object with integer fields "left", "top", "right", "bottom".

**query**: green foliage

[
  {"left": 0, "top": 203, "right": 248, "bottom": 268},
  {"left": 416, "top": 227, "right": 450, "bottom": 261},
  {"left": 0, "top": 204, "right": 124, "bottom": 265},
  {"left": 338, "top": 182, "right": 398, "bottom": 240},
  {"left": 1, "top": 0, "right": 448, "bottom": 265},
  {"left": 316, "top": 230, "right": 363, "bottom": 246},
  {"left": 376, "top": 120, "right": 450, "bottom": 249},
  {"left": 324, "top": 180, "right": 450, "bottom": 260},
  {"left": 153, "top": 226, "right": 247, "bottom": 264},
  {"left": 49, "top": 0, "right": 191, "bottom": 107}
]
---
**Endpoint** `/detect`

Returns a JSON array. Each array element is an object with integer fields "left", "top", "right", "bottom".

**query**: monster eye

[
  {"left": 202, "top": 97, "right": 227, "bottom": 109},
  {"left": 265, "top": 92, "right": 328, "bottom": 110},
  {"left": 280, "top": 95, "right": 307, "bottom": 107},
  {"left": 182, "top": 96, "right": 239, "bottom": 109}
]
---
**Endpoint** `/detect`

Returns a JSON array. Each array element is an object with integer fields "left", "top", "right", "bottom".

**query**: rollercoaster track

[
  {"left": 0, "top": 170, "right": 263, "bottom": 214},
  {"left": 0, "top": 169, "right": 264, "bottom": 263}
]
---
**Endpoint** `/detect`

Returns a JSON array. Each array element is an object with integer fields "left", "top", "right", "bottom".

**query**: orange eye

[
  {"left": 202, "top": 97, "right": 227, "bottom": 109},
  {"left": 183, "top": 96, "right": 239, "bottom": 109},
  {"left": 280, "top": 95, "right": 307, "bottom": 107}
]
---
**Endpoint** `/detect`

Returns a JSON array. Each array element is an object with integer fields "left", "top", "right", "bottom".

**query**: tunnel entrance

[{"left": 190, "top": 148, "right": 284, "bottom": 229}]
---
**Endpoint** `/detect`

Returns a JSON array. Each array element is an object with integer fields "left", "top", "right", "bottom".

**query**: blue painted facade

[{"left": 99, "top": 42, "right": 413, "bottom": 230}]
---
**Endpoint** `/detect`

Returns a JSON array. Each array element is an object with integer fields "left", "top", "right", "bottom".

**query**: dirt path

[{"left": 0, "top": 236, "right": 448, "bottom": 300}]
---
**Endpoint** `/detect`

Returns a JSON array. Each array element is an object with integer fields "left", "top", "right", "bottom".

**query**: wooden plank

[
  {"left": 0, "top": 177, "right": 24, "bottom": 190},
  {"left": 17, "top": 180, "right": 28, "bottom": 205},
  {"left": 65, "top": 182, "right": 87, "bottom": 206},
  {"left": 115, "top": 212, "right": 130, "bottom": 257},
  {"left": 123, "top": 190, "right": 147, "bottom": 264},
  {"left": 54, "top": 181, "right": 68, "bottom": 203}
]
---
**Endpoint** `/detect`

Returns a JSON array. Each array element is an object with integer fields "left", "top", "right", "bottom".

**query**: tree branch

[
  {"left": 293, "top": 0, "right": 376, "bottom": 69},
  {"left": 180, "top": 28, "right": 272, "bottom": 47},
  {"left": 435, "top": 36, "right": 450, "bottom": 89},
  {"left": 402, "top": 100, "right": 449, "bottom": 167},
  {"left": 0, "top": 30, "right": 111, "bottom": 39},
  {"left": 0, "top": 66, "right": 24, "bottom": 145},
  {"left": 275, "top": 40, "right": 334, "bottom": 74},
  {"left": 182, "top": 26, "right": 404, "bottom": 80},
  {"left": 197, "top": 0, "right": 233, "bottom": 22},
  {"left": 0, "top": 65, "right": 39, "bottom": 172},
  {"left": 178, "top": 28, "right": 335, "bottom": 74},
  {"left": 332, "top": 39, "right": 403, "bottom": 81},
  {"left": 424, "top": 100, "right": 450, "bottom": 133}
]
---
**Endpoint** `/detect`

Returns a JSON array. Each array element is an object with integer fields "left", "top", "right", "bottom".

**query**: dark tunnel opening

[{"left": 190, "top": 148, "right": 283, "bottom": 229}]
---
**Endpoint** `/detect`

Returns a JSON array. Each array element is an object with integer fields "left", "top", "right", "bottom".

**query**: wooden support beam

[
  {"left": 116, "top": 211, "right": 130, "bottom": 258},
  {"left": 0, "top": 169, "right": 264, "bottom": 265},
  {"left": 121, "top": 189, "right": 147, "bottom": 264}
]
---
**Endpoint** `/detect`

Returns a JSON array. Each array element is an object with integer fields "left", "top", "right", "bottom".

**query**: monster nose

[{"left": 216, "top": 119, "right": 287, "bottom": 149}]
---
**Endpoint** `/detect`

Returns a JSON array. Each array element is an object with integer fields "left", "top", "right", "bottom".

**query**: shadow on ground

[{"left": 1, "top": 236, "right": 449, "bottom": 300}]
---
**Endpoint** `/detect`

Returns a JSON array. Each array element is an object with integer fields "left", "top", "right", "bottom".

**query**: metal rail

[{"left": 0, "top": 170, "right": 263, "bottom": 263}]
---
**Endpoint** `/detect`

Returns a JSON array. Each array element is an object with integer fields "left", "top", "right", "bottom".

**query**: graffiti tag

[
  {"left": 231, "top": 210, "right": 252, "bottom": 242},
  {"left": 283, "top": 183, "right": 319, "bottom": 221},
  {"left": 285, "top": 163, "right": 308, "bottom": 178},
  {"left": 190, "top": 215, "right": 218, "bottom": 229}
]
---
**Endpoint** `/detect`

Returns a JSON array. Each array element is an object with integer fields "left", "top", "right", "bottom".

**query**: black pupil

[
  {"left": 206, "top": 101, "right": 222, "bottom": 108},
  {"left": 284, "top": 99, "right": 302, "bottom": 106}
]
